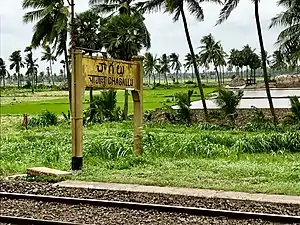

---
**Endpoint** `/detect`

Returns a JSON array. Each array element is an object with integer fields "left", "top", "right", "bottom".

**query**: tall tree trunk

[
  {"left": 165, "top": 73, "right": 168, "bottom": 85},
  {"left": 254, "top": 0, "right": 277, "bottom": 123},
  {"left": 215, "top": 66, "right": 221, "bottom": 87},
  {"left": 123, "top": 90, "right": 129, "bottom": 120},
  {"left": 64, "top": 43, "right": 72, "bottom": 112},
  {"left": 180, "top": 7, "right": 208, "bottom": 120},
  {"left": 88, "top": 52, "right": 93, "bottom": 110},
  {"left": 50, "top": 61, "right": 54, "bottom": 85},
  {"left": 17, "top": 72, "right": 20, "bottom": 88},
  {"left": 158, "top": 73, "right": 161, "bottom": 84}
]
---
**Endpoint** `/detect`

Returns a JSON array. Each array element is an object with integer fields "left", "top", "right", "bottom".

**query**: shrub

[
  {"left": 175, "top": 90, "right": 193, "bottom": 126},
  {"left": 214, "top": 88, "right": 243, "bottom": 125},
  {"left": 84, "top": 90, "right": 122, "bottom": 124},
  {"left": 289, "top": 96, "right": 300, "bottom": 120},
  {"left": 184, "top": 80, "right": 195, "bottom": 84},
  {"left": 28, "top": 111, "right": 58, "bottom": 127}
]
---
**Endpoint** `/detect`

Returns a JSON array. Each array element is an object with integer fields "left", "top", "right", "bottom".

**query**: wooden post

[
  {"left": 131, "top": 56, "right": 144, "bottom": 156},
  {"left": 71, "top": 49, "right": 84, "bottom": 170}
]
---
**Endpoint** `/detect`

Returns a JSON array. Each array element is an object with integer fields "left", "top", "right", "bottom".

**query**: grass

[
  {"left": 1, "top": 117, "right": 300, "bottom": 195},
  {"left": 0, "top": 86, "right": 216, "bottom": 115}
]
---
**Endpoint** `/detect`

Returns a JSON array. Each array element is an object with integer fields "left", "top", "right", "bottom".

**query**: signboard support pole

[
  {"left": 71, "top": 49, "right": 84, "bottom": 171},
  {"left": 132, "top": 56, "right": 144, "bottom": 156}
]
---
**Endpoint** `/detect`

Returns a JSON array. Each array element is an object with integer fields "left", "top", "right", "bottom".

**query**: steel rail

[
  {"left": 1, "top": 192, "right": 300, "bottom": 224},
  {"left": 0, "top": 215, "right": 80, "bottom": 225}
]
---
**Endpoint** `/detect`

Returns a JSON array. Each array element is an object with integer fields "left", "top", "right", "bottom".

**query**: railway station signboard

[{"left": 71, "top": 49, "right": 143, "bottom": 170}]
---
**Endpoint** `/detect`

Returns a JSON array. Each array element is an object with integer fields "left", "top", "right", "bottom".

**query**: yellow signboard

[{"left": 82, "top": 56, "right": 139, "bottom": 90}]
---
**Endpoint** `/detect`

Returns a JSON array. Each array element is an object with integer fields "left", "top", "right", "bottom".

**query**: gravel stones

[{"left": 0, "top": 181, "right": 299, "bottom": 224}]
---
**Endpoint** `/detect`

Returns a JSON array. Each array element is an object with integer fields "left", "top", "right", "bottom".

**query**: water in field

[{"left": 181, "top": 88, "right": 300, "bottom": 109}]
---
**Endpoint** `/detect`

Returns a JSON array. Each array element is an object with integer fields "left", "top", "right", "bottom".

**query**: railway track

[{"left": 1, "top": 192, "right": 300, "bottom": 224}]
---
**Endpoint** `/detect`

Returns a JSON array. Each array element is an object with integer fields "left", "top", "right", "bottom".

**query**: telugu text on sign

[{"left": 82, "top": 56, "right": 139, "bottom": 90}]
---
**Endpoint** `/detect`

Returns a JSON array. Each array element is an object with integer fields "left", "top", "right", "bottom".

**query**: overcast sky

[{"left": 0, "top": 0, "right": 282, "bottom": 74}]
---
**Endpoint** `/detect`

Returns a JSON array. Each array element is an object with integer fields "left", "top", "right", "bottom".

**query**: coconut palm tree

[
  {"left": 144, "top": 52, "right": 159, "bottom": 85},
  {"left": 90, "top": 0, "right": 150, "bottom": 120},
  {"left": 270, "top": 0, "right": 300, "bottom": 70},
  {"left": 228, "top": 49, "right": 240, "bottom": 76},
  {"left": 41, "top": 46, "right": 56, "bottom": 85},
  {"left": 102, "top": 13, "right": 150, "bottom": 119},
  {"left": 169, "top": 53, "right": 182, "bottom": 83},
  {"left": 24, "top": 46, "right": 39, "bottom": 87},
  {"left": 142, "top": 0, "right": 222, "bottom": 120},
  {"left": 218, "top": 0, "right": 278, "bottom": 123},
  {"left": 198, "top": 34, "right": 226, "bottom": 87},
  {"left": 22, "top": 0, "right": 71, "bottom": 102},
  {"left": 74, "top": 9, "right": 106, "bottom": 110},
  {"left": 9, "top": 50, "right": 24, "bottom": 88},
  {"left": 39, "top": 71, "right": 45, "bottom": 85},
  {"left": 249, "top": 52, "right": 261, "bottom": 84},
  {"left": 159, "top": 54, "right": 170, "bottom": 85},
  {"left": 270, "top": 50, "right": 287, "bottom": 73},
  {"left": 60, "top": 60, "right": 66, "bottom": 79},
  {"left": 184, "top": 53, "right": 194, "bottom": 81},
  {"left": 0, "top": 58, "right": 9, "bottom": 87}
]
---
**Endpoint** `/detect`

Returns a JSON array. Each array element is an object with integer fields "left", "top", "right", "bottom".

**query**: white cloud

[{"left": 0, "top": 0, "right": 283, "bottom": 74}]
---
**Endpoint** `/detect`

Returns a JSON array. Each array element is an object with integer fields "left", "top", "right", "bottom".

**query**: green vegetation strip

[
  {"left": 1, "top": 120, "right": 300, "bottom": 195},
  {"left": 0, "top": 87, "right": 215, "bottom": 115}
]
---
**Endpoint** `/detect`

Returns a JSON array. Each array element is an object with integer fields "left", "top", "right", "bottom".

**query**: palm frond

[{"left": 217, "top": 0, "right": 240, "bottom": 25}]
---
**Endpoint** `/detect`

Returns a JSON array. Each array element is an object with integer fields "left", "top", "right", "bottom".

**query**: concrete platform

[
  {"left": 55, "top": 180, "right": 300, "bottom": 205},
  {"left": 27, "top": 167, "right": 72, "bottom": 176}
]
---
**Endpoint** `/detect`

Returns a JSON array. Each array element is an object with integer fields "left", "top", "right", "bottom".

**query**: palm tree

[
  {"left": 271, "top": 50, "right": 287, "bottom": 73},
  {"left": 248, "top": 52, "right": 261, "bottom": 84},
  {"left": 39, "top": 71, "right": 45, "bottom": 85},
  {"left": 159, "top": 54, "right": 170, "bottom": 85},
  {"left": 9, "top": 50, "right": 24, "bottom": 88},
  {"left": 169, "top": 53, "right": 182, "bottom": 83},
  {"left": 0, "top": 58, "right": 9, "bottom": 87},
  {"left": 270, "top": 0, "right": 300, "bottom": 71},
  {"left": 74, "top": 9, "right": 105, "bottom": 110},
  {"left": 142, "top": 0, "right": 222, "bottom": 120},
  {"left": 218, "top": 0, "right": 278, "bottom": 124},
  {"left": 198, "top": 34, "right": 226, "bottom": 87},
  {"left": 41, "top": 46, "right": 56, "bottom": 85},
  {"left": 90, "top": 0, "right": 150, "bottom": 120},
  {"left": 22, "top": 0, "right": 71, "bottom": 102},
  {"left": 184, "top": 53, "right": 194, "bottom": 81},
  {"left": 228, "top": 49, "right": 239, "bottom": 77},
  {"left": 144, "top": 52, "right": 159, "bottom": 85},
  {"left": 102, "top": 13, "right": 150, "bottom": 119},
  {"left": 24, "top": 46, "right": 39, "bottom": 87},
  {"left": 60, "top": 60, "right": 66, "bottom": 79}
]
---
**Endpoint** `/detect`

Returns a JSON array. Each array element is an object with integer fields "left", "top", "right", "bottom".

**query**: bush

[
  {"left": 84, "top": 90, "right": 122, "bottom": 124},
  {"left": 214, "top": 88, "right": 243, "bottom": 125},
  {"left": 28, "top": 111, "right": 58, "bottom": 127},
  {"left": 175, "top": 90, "right": 194, "bottom": 126},
  {"left": 184, "top": 80, "right": 195, "bottom": 84},
  {"left": 289, "top": 96, "right": 300, "bottom": 120}
]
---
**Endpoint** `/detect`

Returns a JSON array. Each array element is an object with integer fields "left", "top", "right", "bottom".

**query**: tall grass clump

[{"left": 28, "top": 110, "right": 58, "bottom": 127}]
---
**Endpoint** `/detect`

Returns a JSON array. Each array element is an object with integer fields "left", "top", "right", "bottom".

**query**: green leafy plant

[
  {"left": 28, "top": 110, "right": 58, "bottom": 127},
  {"left": 174, "top": 90, "right": 194, "bottom": 126},
  {"left": 84, "top": 90, "right": 122, "bottom": 124},
  {"left": 214, "top": 88, "right": 243, "bottom": 125},
  {"left": 290, "top": 96, "right": 300, "bottom": 120}
]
